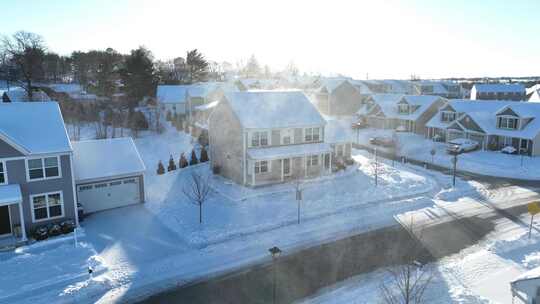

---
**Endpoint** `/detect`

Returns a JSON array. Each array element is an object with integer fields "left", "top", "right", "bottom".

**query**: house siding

[
  {"left": 415, "top": 99, "right": 444, "bottom": 135},
  {"left": 0, "top": 138, "right": 24, "bottom": 158},
  {"left": 5, "top": 154, "right": 76, "bottom": 232},
  {"left": 209, "top": 100, "right": 244, "bottom": 184},
  {"left": 328, "top": 82, "right": 363, "bottom": 116}
]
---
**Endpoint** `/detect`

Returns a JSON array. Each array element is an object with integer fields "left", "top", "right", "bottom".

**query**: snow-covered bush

[
  {"left": 167, "top": 155, "right": 177, "bottom": 171},
  {"left": 48, "top": 223, "right": 62, "bottom": 237},
  {"left": 60, "top": 220, "right": 75, "bottom": 234},
  {"left": 189, "top": 149, "right": 199, "bottom": 165},
  {"left": 33, "top": 226, "right": 48, "bottom": 241},
  {"left": 179, "top": 153, "right": 188, "bottom": 168}
]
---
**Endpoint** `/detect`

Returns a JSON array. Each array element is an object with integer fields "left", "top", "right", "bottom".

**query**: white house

[
  {"left": 156, "top": 85, "right": 190, "bottom": 115},
  {"left": 470, "top": 83, "right": 526, "bottom": 101}
]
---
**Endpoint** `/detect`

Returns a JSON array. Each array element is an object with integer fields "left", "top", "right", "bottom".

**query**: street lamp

[
  {"left": 374, "top": 147, "right": 378, "bottom": 186},
  {"left": 451, "top": 151, "right": 458, "bottom": 187},
  {"left": 268, "top": 246, "right": 282, "bottom": 304}
]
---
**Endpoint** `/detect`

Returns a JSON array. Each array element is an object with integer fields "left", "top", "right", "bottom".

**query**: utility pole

[
  {"left": 452, "top": 152, "right": 458, "bottom": 187},
  {"left": 375, "top": 147, "right": 378, "bottom": 186}
]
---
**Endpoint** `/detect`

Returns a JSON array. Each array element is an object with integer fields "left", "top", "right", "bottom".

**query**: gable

[
  {"left": 497, "top": 107, "right": 519, "bottom": 117},
  {"left": 0, "top": 137, "right": 25, "bottom": 157},
  {"left": 447, "top": 122, "right": 464, "bottom": 131},
  {"left": 459, "top": 115, "right": 485, "bottom": 133},
  {"left": 440, "top": 104, "right": 456, "bottom": 112}
]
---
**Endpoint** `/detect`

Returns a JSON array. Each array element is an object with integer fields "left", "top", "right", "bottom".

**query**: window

[
  {"left": 0, "top": 161, "right": 6, "bottom": 185},
  {"left": 305, "top": 127, "right": 320, "bottom": 142},
  {"left": 281, "top": 129, "right": 292, "bottom": 145},
  {"left": 251, "top": 131, "right": 269, "bottom": 147},
  {"left": 254, "top": 161, "right": 269, "bottom": 174},
  {"left": 27, "top": 156, "right": 60, "bottom": 181},
  {"left": 31, "top": 191, "right": 64, "bottom": 222},
  {"left": 110, "top": 181, "right": 122, "bottom": 186},
  {"left": 497, "top": 116, "right": 518, "bottom": 130},
  {"left": 123, "top": 179, "right": 137, "bottom": 184},
  {"left": 95, "top": 183, "right": 108, "bottom": 188},
  {"left": 307, "top": 155, "right": 319, "bottom": 167},
  {"left": 79, "top": 185, "right": 92, "bottom": 191},
  {"left": 398, "top": 104, "right": 409, "bottom": 114},
  {"left": 441, "top": 111, "right": 456, "bottom": 122},
  {"left": 337, "top": 145, "right": 344, "bottom": 157}
]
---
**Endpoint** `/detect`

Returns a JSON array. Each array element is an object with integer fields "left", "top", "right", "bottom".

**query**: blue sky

[{"left": 2, "top": 0, "right": 539, "bottom": 79}]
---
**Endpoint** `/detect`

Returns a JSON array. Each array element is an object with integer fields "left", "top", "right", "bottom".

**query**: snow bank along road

[{"left": 136, "top": 183, "right": 540, "bottom": 304}]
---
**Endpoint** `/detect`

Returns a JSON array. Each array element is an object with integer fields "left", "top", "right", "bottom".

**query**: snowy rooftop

[
  {"left": 325, "top": 119, "right": 354, "bottom": 143},
  {"left": 247, "top": 142, "right": 332, "bottom": 160},
  {"left": 2, "top": 87, "right": 51, "bottom": 102},
  {"left": 426, "top": 99, "right": 540, "bottom": 139},
  {"left": 473, "top": 83, "right": 525, "bottom": 93},
  {"left": 361, "top": 94, "right": 441, "bottom": 121},
  {"left": 72, "top": 137, "right": 146, "bottom": 183},
  {"left": 0, "top": 102, "right": 72, "bottom": 154},
  {"left": 223, "top": 91, "right": 326, "bottom": 129},
  {"left": 156, "top": 85, "right": 189, "bottom": 104},
  {"left": 0, "top": 184, "right": 22, "bottom": 206},
  {"left": 48, "top": 84, "right": 83, "bottom": 94}
]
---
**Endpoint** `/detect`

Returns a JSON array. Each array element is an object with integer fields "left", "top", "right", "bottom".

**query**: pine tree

[
  {"left": 200, "top": 146, "right": 209, "bottom": 162},
  {"left": 157, "top": 160, "right": 165, "bottom": 175},
  {"left": 179, "top": 153, "right": 188, "bottom": 168},
  {"left": 167, "top": 155, "right": 177, "bottom": 171},
  {"left": 189, "top": 149, "right": 199, "bottom": 166}
]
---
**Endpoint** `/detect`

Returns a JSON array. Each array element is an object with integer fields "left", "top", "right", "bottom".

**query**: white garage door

[{"left": 77, "top": 177, "right": 141, "bottom": 213}]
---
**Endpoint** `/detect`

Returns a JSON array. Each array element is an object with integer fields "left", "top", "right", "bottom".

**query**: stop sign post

[{"left": 528, "top": 202, "right": 540, "bottom": 239}]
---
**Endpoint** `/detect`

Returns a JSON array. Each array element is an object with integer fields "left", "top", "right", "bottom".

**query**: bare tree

[
  {"left": 380, "top": 220, "right": 434, "bottom": 304},
  {"left": 183, "top": 171, "right": 211, "bottom": 224},
  {"left": 1, "top": 31, "right": 46, "bottom": 100}
]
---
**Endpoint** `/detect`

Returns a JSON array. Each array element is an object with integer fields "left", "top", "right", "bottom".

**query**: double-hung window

[
  {"left": 281, "top": 129, "right": 292, "bottom": 145},
  {"left": 497, "top": 116, "right": 518, "bottom": 130},
  {"left": 0, "top": 161, "right": 6, "bottom": 185},
  {"left": 31, "top": 191, "right": 64, "bottom": 222},
  {"left": 254, "top": 160, "right": 269, "bottom": 174},
  {"left": 27, "top": 156, "right": 60, "bottom": 181},
  {"left": 305, "top": 127, "right": 320, "bottom": 142},
  {"left": 251, "top": 131, "right": 269, "bottom": 147},
  {"left": 306, "top": 155, "right": 319, "bottom": 167},
  {"left": 441, "top": 111, "right": 456, "bottom": 122}
]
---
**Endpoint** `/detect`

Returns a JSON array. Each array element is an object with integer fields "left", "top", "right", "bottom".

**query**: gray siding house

[
  {"left": 312, "top": 80, "right": 364, "bottom": 116},
  {"left": 209, "top": 91, "right": 334, "bottom": 186},
  {"left": 0, "top": 102, "right": 77, "bottom": 245}
]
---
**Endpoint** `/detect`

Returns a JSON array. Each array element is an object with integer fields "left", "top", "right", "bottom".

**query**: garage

[
  {"left": 72, "top": 138, "right": 146, "bottom": 214},
  {"left": 467, "top": 133, "right": 486, "bottom": 150}
]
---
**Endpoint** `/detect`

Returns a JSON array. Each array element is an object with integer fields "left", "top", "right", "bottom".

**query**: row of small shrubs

[
  {"left": 157, "top": 146, "right": 209, "bottom": 175},
  {"left": 33, "top": 220, "right": 76, "bottom": 241}
]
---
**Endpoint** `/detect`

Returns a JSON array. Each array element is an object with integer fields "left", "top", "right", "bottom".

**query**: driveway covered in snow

[{"left": 82, "top": 204, "right": 190, "bottom": 265}]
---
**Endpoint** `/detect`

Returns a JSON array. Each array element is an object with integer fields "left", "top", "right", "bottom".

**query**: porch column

[
  {"left": 304, "top": 156, "right": 308, "bottom": 178},
  {"left": 17, "top": 202, "right": 27, "bottom": 241},
  {"left": 281, "top": 159, "right": 284, "bottom": 182},
  {"left": 320, "top": 154, "right": 324, "bottom": 175},
  {"left": 329, "top": 152, "right": 333, "bottom": 173},
  {"left": 251, "top": 160, "right": 255, "bottom": 186}
]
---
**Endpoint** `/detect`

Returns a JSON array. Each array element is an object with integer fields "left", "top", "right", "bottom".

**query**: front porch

[
  {"left": 246, "top": 143, "right": 333, "bottom": 186},
  {"left": 0, "top": 184, "right": 27, "bottom": 249}
]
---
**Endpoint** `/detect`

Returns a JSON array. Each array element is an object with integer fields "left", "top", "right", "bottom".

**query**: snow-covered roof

[
  {"left": 48, "top": 84, "right": 83, "bottom": 94},
  {"left": 156, "top": 85, "right": 189, "bottom": 104},
  {"left": 426, "top": 99, "right": 540, "bottom": 139},
  {"left": 194, "top": 100, "right": 219, "bottom": 111},
  {"left": 0, "top": 184, "right": 22, "bottom": 206},
  {"left": 348, "top": 80, "right": 373, "bottom": 95},
  {"left": 2, "top": 87, "right": 51, "bottom": 102},
  {"left": 513, "top": 266, "right": 540, "bottom": 284},
  {"left": 247, "top": 143, "right": 332, "bottom": 160},
  {"left": 526, "top": 84, "right": 540, "bottom": 95},
  {"left": 472, "top": 83, "right": 525, "bottom": 93},
  {"left": 325, "top": 119, "right": 353, "bottom": 143},
  {"left": 0, "top": 102, "right": 72, "bottom": 154},
  {"left": 223, "top": 91, "right": 326, "bottom": 129},
  {"left": 72, "top": 137, "right": 146, "bottom": 183}
]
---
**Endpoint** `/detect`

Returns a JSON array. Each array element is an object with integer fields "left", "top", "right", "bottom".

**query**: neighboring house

[
  {"left": 186, "top": 82, "right": 238, "bottom": 124},
  {"left": 156, "top": 85, "right": 189, "bottom": 115},
  {"left": 2, "top": 87, "right": 51, "bottom": 103},
  {"left": 190, "top": 100, "right": 219, "bottom": 145},
  {"left": 381, "top": 80, "right": 417, "bottom": 95},
  {"left": 209, "top": 91, "right": 333, "bottom": 186},
  {"left": 470, "top": 83, "right": 526, "bottom": 101},
  {"left": 0, "top": 102, "right": 77, "bottom": 245},
  {"left": 233, "top": 78, "right": 279, "bottom": 91},
  {"left": 511, "top": 266, "right": 540, "bottom": 304},
  {"left": 411, "top": 80, "right": 462, "bottom": 98},
  {"left": 71, "top": 138, "right": 146, "bottom": 214},
  {"left": 426, "top": 99, "right": 540, "bottom": 155},
  {"left": 357, "top": 94, "right": 445, "bottom": 135},
  {"left": 527, "top": 88, "right": 540, "bottom": 102},
  {"left": 312, "top": 79, "right": 364, "bottom": 116}
]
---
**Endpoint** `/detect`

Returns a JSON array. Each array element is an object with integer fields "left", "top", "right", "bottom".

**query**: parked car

[
  {"left": 369, "top": 136, "right": 394, "bottom": 147},
  {"left": 351, "top": 121, "right": 368, "bottom": 129},
  {"left": 446, "top": 138, "right": 479, "bottom": 154},
  {"left": 501, "top": 146, "right": 517, "bottom": 154}
]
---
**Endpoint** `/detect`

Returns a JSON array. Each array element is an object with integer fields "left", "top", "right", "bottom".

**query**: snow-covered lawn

[{"left": 352, "top": 127, "right": 540, "bottom": 180}]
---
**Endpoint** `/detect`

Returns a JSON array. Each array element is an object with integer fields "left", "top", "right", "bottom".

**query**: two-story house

[
  {"left": 356, "top": 94, "right": 445, "bottom": 135},
  {"left": 470, "top": 83, "right": 526, "bottom": 101},
  {"left": 0, "top": 102, "right": 78, "bottom": 245},
  {"left": 426, "top": 100, "right": 540, "bottom": 155},
  {"left": 209, "top": 91, "right": 334, "bottom": 186},
  {"left": 311, "top": 79, "right": 364, "bottom": 116}
]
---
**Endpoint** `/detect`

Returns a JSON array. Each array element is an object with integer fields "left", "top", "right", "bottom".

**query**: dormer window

[
  {"left": 441, "top": 111, "right": 456, "bottom": 122},
  {"left": 398, "top": 104, "right": 409, "bottom": 114},
  {"left": 497, "top": 116, "right": 519, "bottom": 130}
]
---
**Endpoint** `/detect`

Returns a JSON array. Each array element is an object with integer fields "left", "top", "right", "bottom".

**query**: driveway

[{"left": 82, "top": 204, "right": 190, "bottom": 266}]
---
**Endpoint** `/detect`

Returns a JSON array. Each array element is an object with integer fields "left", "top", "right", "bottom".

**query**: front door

[
  {"left": 324, "top": 153, "right": 330, "bottom": 170},
  {"left": 0, "top": 205, "right": 11, "bottom": 236}
]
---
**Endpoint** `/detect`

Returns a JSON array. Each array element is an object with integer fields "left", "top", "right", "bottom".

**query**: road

[{"left": 138, "top": 179, "right": 540, "bottom": 304}]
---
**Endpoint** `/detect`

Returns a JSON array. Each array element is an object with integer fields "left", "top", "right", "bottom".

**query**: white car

[{"left": 446, "top": 138, "right": 479, "bottom": 154}]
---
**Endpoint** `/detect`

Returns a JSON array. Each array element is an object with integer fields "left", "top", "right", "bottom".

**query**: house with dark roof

[
  {"left": 208, "top": 91, "right": 337, "bottom": 186},
  {"left": 311, "top": 79, "right": 364, "bottom": 116}
]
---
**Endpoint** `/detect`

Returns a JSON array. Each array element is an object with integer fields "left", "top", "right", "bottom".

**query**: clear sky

[{"left": 2, "top": 0, "right": 539, "bottom": 79}]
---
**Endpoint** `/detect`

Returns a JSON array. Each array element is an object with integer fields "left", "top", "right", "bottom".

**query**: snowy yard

[{"left": 351, "top": 127, "right": 540, "bottom": 180}]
